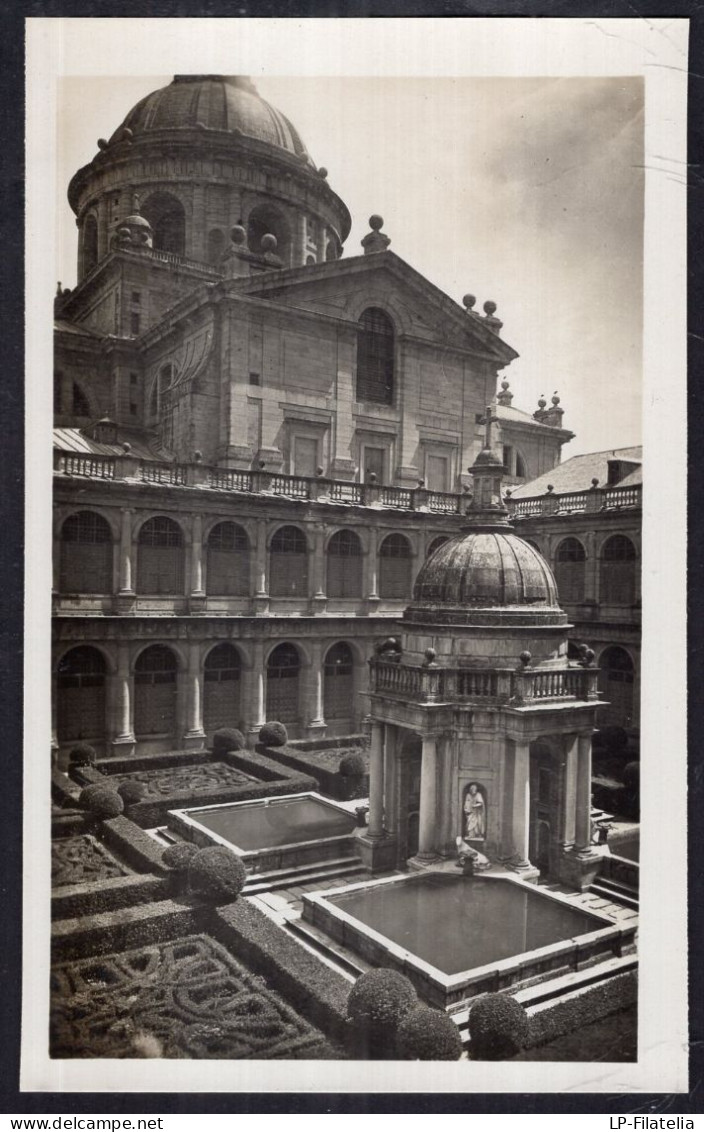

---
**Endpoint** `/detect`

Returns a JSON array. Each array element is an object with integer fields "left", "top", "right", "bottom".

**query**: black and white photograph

[{"left": 23, "top": 16, "right": 688, "bottom": 1096}]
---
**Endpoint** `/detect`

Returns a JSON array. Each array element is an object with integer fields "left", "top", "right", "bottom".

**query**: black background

[{"left": 2, "top": 3, "right": 701, "bottom": 1115}]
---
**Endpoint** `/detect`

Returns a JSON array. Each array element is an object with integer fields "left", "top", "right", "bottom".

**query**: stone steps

[{"left": 242, "top": 855, "right": 363, "bottom": 895}]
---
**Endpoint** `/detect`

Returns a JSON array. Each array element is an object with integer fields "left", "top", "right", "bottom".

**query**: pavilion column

[
  {"left": 575, "top": 733, "right": 597, "bottom": 855},
  {"left": 367, "top": 721, "right": 385, "bottom": 838},
  {"left": 118, "top": 508, "right": 134, "bottom": 594},
  {"left": 184, "top": 642, "right": 205, "bottom": 742},
  {"left": 307, "top": 639, "right": 325, "bottom": 729},
  {"left": 417, "top": 734, "right": 439, "bottom": 859},
  {"left": 311, "top": 523, "right": 327, "bottom": 613},
  {"left": 112, "top": 642, "right": 135, "bottom": 747},
  {"left": 511, "top": 741, "right": 531, "bottom": 868},
  {"left": 253, "top": 639, "right": 266, "bottom": 727},
  {"left": 253, "top": 519, "right": 269, "bottom": 614},
  {"left": 560, "top": 735, "right": 578, "bottom": 850},
  {"left": 366, "top": 529, "right": 379, "bottom": 605},
  {"left": 190, "top": 515, "right": 204, "bottom": 597},
  {"left": 383, "top": 724, "right": 399, "bottom": 835}
]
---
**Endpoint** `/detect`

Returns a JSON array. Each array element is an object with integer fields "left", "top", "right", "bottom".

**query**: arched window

[
  {"left": 207, "top": 523, "right": 250, "bottom": 596},
  {"left": 356, "top": 308, "right": 394, "bottom": 405},
  {"left": 266, "top": 643, "right": 300, "bottom": 724},
  {"left": 600, "top": 535, "right": 637, "bottom": 604},
  {"left": 379, "top": 533, "right": 412, "bottom": 599},
  {"left": 204, "top": 643, "right": 242, "bottom": 735},
  {"left": 600, "top": 646, "right": 635, "bottom": 729},
  {"left": 57, "top": 646, "right": 106, "bottom": 742},
  {"left": 72, "top": 383, "right": 90, "bottom": 418},
  {"left": 324, "top": 642, "right": 354, "bottom": 721},
  {"left": 207, "top": 228, "right": 226, "bottom": 265},
  {"left": 141, "top": 193, "right": 186, "bottom": 256},
  {"left": 327, "top": 530, "right": 363, "bottom": 598},
  {"left": 60, "top": 511, "right": 113, "bottom": 594},
  {"left": 554, "top": 537, "right": 586, "bottom": 603},
  {"left": 247, "top": 204, "right": 291, "bottom": 266},
  {"left": 134, "top": 645, "right": 178, "bottom": 737},
  {"left": 82, "top": 215, "right": 98, "bottom": 277},
  {"left": 325, "top": 241, "right": 337, "bottom": 262},
  {"left": 270, "top": 526, "right": 308, "bottom": 598},
  {"left": 426, "top": 536, "right": 449, "bottom": 559},
  {"left": 137, "top": 516, "right": 184, "bottom": 595},
  {"left": 515, "top": 452, "right": 527, "bottom": 478}
]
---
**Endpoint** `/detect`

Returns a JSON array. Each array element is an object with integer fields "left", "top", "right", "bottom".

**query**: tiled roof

[
  {"left": 510, "top": 446, "right": 642, "bottom": 497},
  {"left": 53, "top": 427, "right": 162, "bottom": 460},
  {"left": 497, "top": 404, "right": 568, "bottom": 431}
]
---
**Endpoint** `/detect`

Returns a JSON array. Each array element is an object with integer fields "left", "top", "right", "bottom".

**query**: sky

[{"left": 56, "top": 74, "right": 644, "bottom": 458}]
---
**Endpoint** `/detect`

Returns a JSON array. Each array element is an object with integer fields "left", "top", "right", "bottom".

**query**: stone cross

[{"left": 482, "top": 405, "right": 498, "bottom": 449}]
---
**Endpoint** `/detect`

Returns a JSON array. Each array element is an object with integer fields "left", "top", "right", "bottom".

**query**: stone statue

[
  {"left": 455, "top": 835, "right": 490, "bottom": 873},
  {"left": 464, "top": 782, "right": 486, "bottom": 840}
]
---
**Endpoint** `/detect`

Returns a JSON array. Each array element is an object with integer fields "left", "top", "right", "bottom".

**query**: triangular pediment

[{"left": 233, "top": 252, "right": 518, "bottom": 364}]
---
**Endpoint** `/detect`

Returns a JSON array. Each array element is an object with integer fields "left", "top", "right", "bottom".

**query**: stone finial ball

[
  {"left": 122, "top": 442, "right": 131, "bottom": 454},
  {"left": 591, "top": 477, "right": 600, "bottom": 487},
  {"left": 97, "top": 138, "right": 108, "bottom": 150},
  {"left": 501, "top": 380, "right": 510, "bottom": 390},
  {"left": 538, "top": 395, "right": 547, "bottom": 409},
  {"left": 551, "top": 393, "right": 560, "bottom": 405},
  {"left": 546, "top": 484, "right": 554, "bottom": 493},
  {"left": 230, "top": 225, "right": 246, "bottom": 245},
  {"left": 369, "top": 215, "right": 384, "bottom": 231},
  {"left": 483, "top": 300, "right": 497, "bottom": 316},
  {"left": 316, "top": 465, "right": 324, "bottom": 477},
  {"left": 194, "top": 450, "right": 203, "bottom": 463},
  {"left": 318, "top": 167, "right": 328, "bottom": 178},
  {"left": 519, "top": 650, "right": 532, "bottom": 667},
  {"left": 261, "top": 233, "right": 278, "bottom": 252},
  {"left": 424, "top": 647, "right": 437, "bottom": 665},
  {"left": 463, "top": 294, "right": 476, "bottom": 310}
]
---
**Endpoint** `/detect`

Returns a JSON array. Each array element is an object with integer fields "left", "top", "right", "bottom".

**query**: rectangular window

[
  {"left": 130, "top": 312, "right": 140, "bottom": 336},
  {"left": 249, "top": 372, "right": 261, "bottom": 386},
  {"left": 131, "top": 291, "right": 141, "bottom": 305},
  {"left": 426, "top": 454, "right": 449, "bottom": 493},
  {"left": 129, "top": 402, "right": 138, "bottom": 416},
  {"left": 130, "top": 372, "right": 138, "bottom": 385},
  {"left": 363, "top": 446, "right": 385, "bottom": 484},
  {"left": 292, "top": 436, "right": 318, "bottom": 478}
]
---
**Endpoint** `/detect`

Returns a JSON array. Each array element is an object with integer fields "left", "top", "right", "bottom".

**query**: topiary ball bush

[
  {"left": 347, "top": 969, "right": 417, "bottom": 1052},
  {"left": 69, "top": 743, "right": 97, "bottom": 767},
  {"left": 212, "top": 728, "right": 245, "bottom": 756},
  {"left": 259, "top": 721, "right": 288, "bottom": 748},
  {"left": 162, "top": 842, "right": 199, "bottom": 871},
  {"left": 396, "top": 1005, "right": 463, "bottom": 1061},
  {"left": 187, "top": 846, "right": 248, "bottom": 903},
  {"left": 116, "top": 780, "right": 147, "bottom": 804},
  {"left": 469, "top": 993, "right": 529, "bottom": 1060},
  {"left": 79, "top": 784, "right": 124, "bottom": 819},
  {"left": 339, "top": 751, "right": 366, "bottom": 778}
]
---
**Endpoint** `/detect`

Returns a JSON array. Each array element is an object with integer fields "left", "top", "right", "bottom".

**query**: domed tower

[
  {"left": 68, "top": 75, "right": 351, "bottom": 280},
  {"left": 362, "top": 407, "right": 603, "bottom": 891}
]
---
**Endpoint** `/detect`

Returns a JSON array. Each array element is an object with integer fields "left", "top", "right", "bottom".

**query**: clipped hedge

[
  {"left": 212, "top": 900, "right": 352, "bottom": 1047},
  {"left": 339, "top": 752, "right": 366, "bottom": 778},
  {"left": 101, "top": 815, "right": 171, "bottom": 877},
  {"left": 347, "top": 969, "right": 417, "bottom": 1057},
  {"left": 256, "top": 744, "right": 368, "bottom": 801},
  {"left": 523, "top": 969, "right": 637, "bottom": 1050},
  {"left": 68, "top": 744, "right": 97, "bottom": 767},
  {"left": 116, "top": 780, "right": 148, "bottom": 805},
  {"left": 187, "top": 846, "right": 247, "bottom": 903},
  {"left": 162, "top": 842, "right": 198, "bottom": 871},
  {"left": 51, "top": 898, "right": 199, "bottom": 962},
  {"left": 51, "top": 873, "right": 167, "bottom": 920},
  {"left": 396, "top": 1005, "right": 463, "bottom": 1061},
  {"left": 51, "top": 769, "right": 82, "bottom": 811},
  {"left": 212, "top": 728, "right": 245, "bottom": 756},
  {"left": 259, "top": 721, "right": 288, "bottom": 747},
  {"left": 79, "top": 785, "right": 124, "bottom": 818},
  {"left": 469, "top": 993, "right": 529, "bottom": 1060},
  {"left": 94, "top": 749, "right": 211, "bottom": 776}
]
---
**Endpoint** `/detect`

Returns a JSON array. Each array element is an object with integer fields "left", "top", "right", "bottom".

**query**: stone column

[
  {"left": 306, "top": 638, "right": 326, "bottom": 735},
  {"left": 511, "top": 741, "right": 532, "bottom": 869},
  {"left": 111, "top": 642, "right": 135, "bottom": 751},
  {"left": 311, "top": 523, "right": 327, "bottom": 613},
  {"left": 367, "top": 721, "right": 385, "bottom": 838},
  {"left": 575, "top": 732, "right": 596, "bottom": 855},
  {"left": 118, "top": 508, "right": 134, "bottom": 594},
  {"left": 560, "top": 735, "right": 578, "bottom": 851},
  {"left": 253, "top": 518, "right": 269, "bottom": 614},
  {"left": 366, "top": 528, "right": 379, "bottom": 608},
  {"left": 245, "top": 638, "right": 266, "bottom": 746},
  {"left": 383, "top": 724, "right": 399, "bottom": 835},
  {"left": 190, "top": 514, "right": 205, "bottom": 597},
  {"left": 183, "top": 641, "right": 206, "bottom": 748},
  {"left": 417, "top": 734, "right": 439, "bottom": 859}
]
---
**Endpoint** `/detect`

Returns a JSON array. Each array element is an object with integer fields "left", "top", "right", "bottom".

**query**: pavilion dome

[
  {"left": 109, "top": 75, "right": 314, "bottom": 166},
  {"left": 405, "top": 530, "right": 566, "bottom": 627}
]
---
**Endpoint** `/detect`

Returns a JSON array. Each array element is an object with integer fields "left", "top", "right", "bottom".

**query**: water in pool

[
  {"left": 328, "top": 873, "right": 605, "bottom": 975},
  {"left": 188, "top": 796, "right": 356, "bottom": 850}
]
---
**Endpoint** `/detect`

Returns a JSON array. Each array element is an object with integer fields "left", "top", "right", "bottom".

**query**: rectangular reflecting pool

[
  {"left": 168, "top": 792, "right": 358, "bottom": 874},
  {"left": 327, "top": 872, "right": 602, "bottom": 975},
  {"left": 303, "top": 872, "right": 638, "bottom": 1009}
]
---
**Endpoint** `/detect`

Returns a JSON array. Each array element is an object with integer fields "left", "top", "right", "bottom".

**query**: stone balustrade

[
  {"left": 369, "top": 658, "right": 599, "bottom": 706},
  {"left": 507, "top": 483, "right": 641, "bottom": 517}
]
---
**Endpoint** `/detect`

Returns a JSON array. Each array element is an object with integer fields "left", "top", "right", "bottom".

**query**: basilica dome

[
  {"left": 405, "top": 530, "right": 566, "bottom": 627},
  {"left": 108, "top": 76, "right": 314, "bottom": 166}
]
